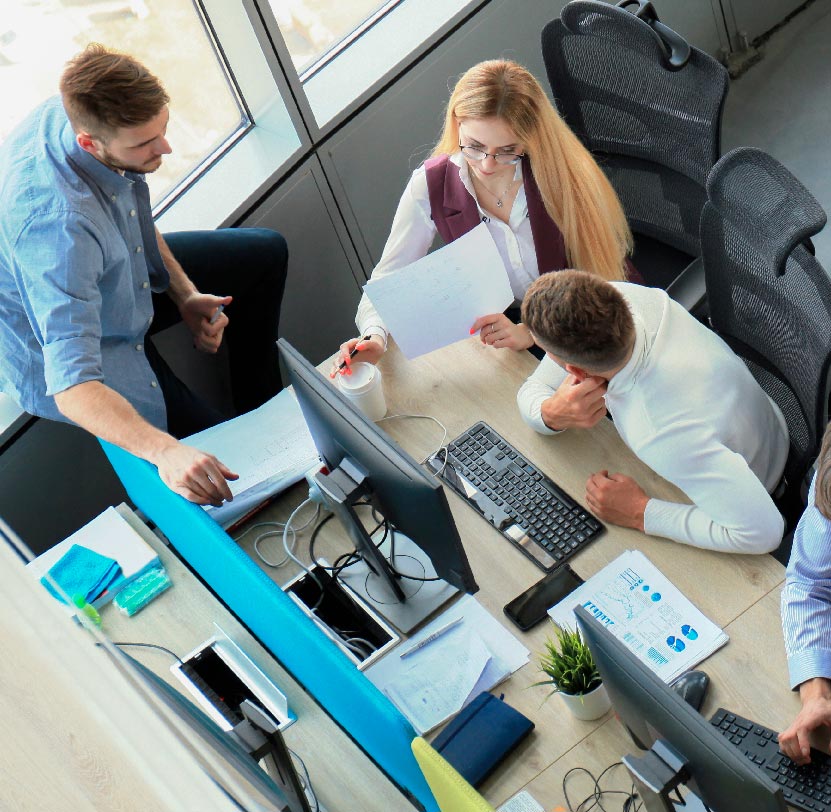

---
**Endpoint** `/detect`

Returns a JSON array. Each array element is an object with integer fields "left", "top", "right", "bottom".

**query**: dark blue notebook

[{"left": 432, "top": 691, "right": 534, "bottom": 787}]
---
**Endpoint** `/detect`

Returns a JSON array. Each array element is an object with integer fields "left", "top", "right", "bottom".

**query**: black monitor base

[
  {"left": 338, "top": 527, "right": 459, "bottom": 633},
  {"left": 623, "top": 741, "right": 709, "bottom": 812}
]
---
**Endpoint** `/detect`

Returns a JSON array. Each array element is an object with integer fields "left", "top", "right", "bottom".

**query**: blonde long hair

[{"left": 433, "top": 60, "right": 632, "bottom": 281}]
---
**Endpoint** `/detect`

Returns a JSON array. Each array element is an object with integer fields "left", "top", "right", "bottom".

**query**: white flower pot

[{"left": 559, "top": 682, "right": 611, "bottom": 721}]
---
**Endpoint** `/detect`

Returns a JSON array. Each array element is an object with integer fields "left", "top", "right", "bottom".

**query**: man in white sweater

[{"left": 517, "top": 271, "right": 789, "bottom": 554}]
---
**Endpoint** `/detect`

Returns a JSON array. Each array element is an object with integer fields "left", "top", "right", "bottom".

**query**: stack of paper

[
  {"left": 366, "top": 594, "right": 529, "bottom": 734},
  {"left": 364, "top": 223, "right": 514, "bottom": 360},
  {"left": 548, "top": 549, "right": 729, "bottom": 684},
  {"left": 184, "top": 389, "right": 321, "bottom": 528},
  {"left": 27, "top": 507, "right": 160, "bottom": 607}
]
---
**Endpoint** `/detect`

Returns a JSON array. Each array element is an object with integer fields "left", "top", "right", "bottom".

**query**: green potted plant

[{"left": 534, "top": 623, "right": 611, "bottom": 721}]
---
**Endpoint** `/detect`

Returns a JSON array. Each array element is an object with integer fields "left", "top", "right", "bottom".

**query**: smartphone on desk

[{"left": 503, "top": 564, "right": 584, "bottom": 632}]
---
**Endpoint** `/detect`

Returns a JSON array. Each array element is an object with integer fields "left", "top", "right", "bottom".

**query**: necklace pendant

[{"left": 496, "top": 199, "right": 503, "bottom": 208}]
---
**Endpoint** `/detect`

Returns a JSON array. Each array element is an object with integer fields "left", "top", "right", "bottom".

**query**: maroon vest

[
  {"left": 424, "top": 154, "right": 566, "bottom": 275},
  {"left": 424, "top": 154, "right": 641, "bottom": 282}
]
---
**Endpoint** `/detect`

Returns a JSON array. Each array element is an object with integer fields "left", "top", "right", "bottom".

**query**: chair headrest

[
  {"left": 561, "top": 0, "right": 691, "bottom": 70},
  {"left": 706, "top": 147, "right": 827, "bottom": 276}
]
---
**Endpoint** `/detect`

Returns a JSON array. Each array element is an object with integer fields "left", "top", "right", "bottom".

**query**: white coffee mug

[{"left": 337, "top": 362, "right": 387, "bottom": 421}]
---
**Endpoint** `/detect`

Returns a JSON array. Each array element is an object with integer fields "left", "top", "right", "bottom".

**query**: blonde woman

[{"left": 334, "top": 58, "right": 636, "bottom": 374}]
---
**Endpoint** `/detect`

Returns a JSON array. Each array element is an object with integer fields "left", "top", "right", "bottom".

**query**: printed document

[
  {"left": 367, "top": 594, "right": 529, "bottom": 734},
  {"left": 364, "top": 223, "right": 514, "bottom": 359},
  {"left": 184, "top": 389, "right": 320, "bottom": 528},
  {"left": 548, "top": 549, "right": 728, "bottom": 683}
]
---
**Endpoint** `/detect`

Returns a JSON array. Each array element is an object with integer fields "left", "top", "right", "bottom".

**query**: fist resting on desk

[{"left": 585, "top": 470, "right": 648, "bottom": 532}]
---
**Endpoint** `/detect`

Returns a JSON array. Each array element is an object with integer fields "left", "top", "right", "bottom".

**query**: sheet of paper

[
  {"left": 364, "top": 223, "right": 514, "bottom": 359},
  {"left": 548, "top": 550, "right": 728, "bottom": 684},
  {"left": 366, "top": 594, "right": 529, "bottom": 734},
  {"left": 183, "top": 389, "right": 321, "bottom": 528},
  {"left": 383, "top": 633, "right": 493, "bottom": 735},
  {"left": 498, "top": 791, "right": 546, "bottom": 812}
]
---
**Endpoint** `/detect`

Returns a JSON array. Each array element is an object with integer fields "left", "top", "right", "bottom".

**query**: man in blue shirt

[
  {"left": 0, "top": 45, "right": 287, "bottom": 507},
  {"left": 779, "top": 425, "right": 831, "bottom": 765}
]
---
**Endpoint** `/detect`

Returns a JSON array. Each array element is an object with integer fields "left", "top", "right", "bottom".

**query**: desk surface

[
  {"left": 238, "top": 338, "right": 796, "bottom": 809},
  {"left": 101, "top": 507, "right": 413, "bottom": 812}
]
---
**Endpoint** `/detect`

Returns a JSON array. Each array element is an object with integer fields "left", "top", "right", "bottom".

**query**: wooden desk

[
  {"left": 237, "top": 338, "right": 791, "bottom": 809},
  {"left": 102, "top": 507, "right": 414, "bottom": 812}
]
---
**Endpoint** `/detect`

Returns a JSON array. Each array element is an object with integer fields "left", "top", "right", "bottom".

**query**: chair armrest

[{"left": 665, "top": 256, "right": 706, "bottom": 313}]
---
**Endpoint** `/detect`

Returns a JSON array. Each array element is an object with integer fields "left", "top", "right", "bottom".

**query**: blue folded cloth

[{"left": 41, "top": 544, "right": 123, "bottom": 604}]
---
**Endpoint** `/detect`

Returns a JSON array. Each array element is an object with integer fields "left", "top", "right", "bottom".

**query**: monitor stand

[
  {"left": 338, "top": 526, "right": 459, "bottom": 634},
  {"left": 317, "top": 459, "right": 459, "bottom": 634},
  {"left": 623, "top": 741, "right": 709, "bottom": 812}
]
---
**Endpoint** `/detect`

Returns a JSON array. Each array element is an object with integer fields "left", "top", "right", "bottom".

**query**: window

[
  {"left": 0, "top": 0, "right": 246, "bottom": 207},
  {"left": 272, "top": 0, "right": 397, "bottom": 74}
]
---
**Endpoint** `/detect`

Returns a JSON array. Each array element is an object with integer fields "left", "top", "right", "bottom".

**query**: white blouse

[{"left": 356, "top": 152, "right": 542, "bottom": 342}]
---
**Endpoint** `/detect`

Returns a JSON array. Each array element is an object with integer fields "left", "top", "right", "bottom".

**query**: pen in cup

[{"left": 399, "top": 616, "right": 464, "bottom": 659}]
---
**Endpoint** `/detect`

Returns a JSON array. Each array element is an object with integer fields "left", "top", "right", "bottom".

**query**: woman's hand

[
  {"left": 470, "top": 313, "right": 534, "bottom": 351},
  {"left": 330, "top": 335, "right": 386, "bottom": 378}
]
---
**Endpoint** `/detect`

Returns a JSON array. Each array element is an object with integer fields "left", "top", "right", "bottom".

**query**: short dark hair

[
  {"left": 521, "top": 270, "right": 635, "bottom": 371},
  {"left": 59, "top": 43, "right": 169, "bottom": 139}
]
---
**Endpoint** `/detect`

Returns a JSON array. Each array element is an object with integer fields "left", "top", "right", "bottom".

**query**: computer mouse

[{"left": 670, "top": 669, "right": 710, "bottom": 712}]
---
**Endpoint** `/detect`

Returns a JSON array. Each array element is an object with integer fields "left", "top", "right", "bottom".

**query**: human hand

[
  {"left": 330, "top": 335, "right": 385, "bottom": 378},
  {"left": 470, "top": 313, "right": 534, "bottom": 351},
  {"left": 585, "top": 470, "right": 648, "bottom": 531},
  {"left": 155, "top": 442, "right": 239, "bottom": 506},
  {"left": 540, "top": 374, "right": 608, "bottom": 430},
  {"left": 779, "top": 678, "right": 831, "bottom": 765},
  {"left": 179, "top": 293, "right": 233, "bottom": 354}
]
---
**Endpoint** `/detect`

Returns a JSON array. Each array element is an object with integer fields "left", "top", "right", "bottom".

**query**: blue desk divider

[{"left": 99, "top": 440, "right": 438, "bottom": 812}]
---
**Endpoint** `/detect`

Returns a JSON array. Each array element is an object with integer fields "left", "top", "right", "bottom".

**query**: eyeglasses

[{"left": 459, "top": 144, "right": 524, "bottom": 165}]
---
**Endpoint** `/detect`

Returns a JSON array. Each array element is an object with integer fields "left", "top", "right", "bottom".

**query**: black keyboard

[
  {"left": 711, "top": 707, "right": 831, "bottom": 811},
  {"left": 427, "top": 421, "right": 603, "bottom": 572}
]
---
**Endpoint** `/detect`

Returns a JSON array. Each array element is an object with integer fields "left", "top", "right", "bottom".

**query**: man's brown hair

[
  {"left": 816, "top": 422, "right": 831, "bottom": 519},
  {"left": 521, "top": 270, "right": 635, "bottom": 371},
  {"left": 59, "top": 44, "right": 169, "bottom": 139}
]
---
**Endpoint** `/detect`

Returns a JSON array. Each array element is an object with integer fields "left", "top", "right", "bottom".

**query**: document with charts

[
  {"left": 363, "top": 222, "right": 514, "bottom": 360},
  {"left": 548, "top": 549, "right": 728, "bottom": 684}
]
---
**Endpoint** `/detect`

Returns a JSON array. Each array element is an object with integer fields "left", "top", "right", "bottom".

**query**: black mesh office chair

[
  {"left": 541, "top": 0, "right": 729, "bottom": 305},
  {"left": 701, "top": 147, "right": 831, "bottom": 558}
]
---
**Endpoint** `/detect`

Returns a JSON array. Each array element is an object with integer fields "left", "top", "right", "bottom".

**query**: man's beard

[{"left": 99, "top": 148, "right": 162, "bottom": 175}]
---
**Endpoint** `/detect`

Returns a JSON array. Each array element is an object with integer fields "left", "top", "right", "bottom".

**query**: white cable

[
  {"left": 283, "top": 499, "right": 323, "bottom": 592},
  {"left": 236, "top": 504, "right": 321, "bottom": 569},
  {"left": 376, "top": 412, "right": 449, "bottom": 474}
]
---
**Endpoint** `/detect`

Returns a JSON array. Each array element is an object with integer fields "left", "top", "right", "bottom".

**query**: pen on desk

[
  {"left": 399, "top": 616, "right": 464, "bottom": 659},
  {"left": 337, "top": 335, "right": 372, "bottom": 372},
  {"left": 209, "top": 304, "right": 225, "bottom": 325}
]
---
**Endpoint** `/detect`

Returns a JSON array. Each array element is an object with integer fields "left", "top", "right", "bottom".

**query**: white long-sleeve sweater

[{"left": 517, "top": 283, "right": 789, "bottom": 554}]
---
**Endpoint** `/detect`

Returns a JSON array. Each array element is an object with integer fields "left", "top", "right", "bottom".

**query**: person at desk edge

[
  {"left": 517, "top": 271, "right": 789, "bottom": 554},
  {"left": 333, "top": 58, "right": 638, "bottom": 373},
  {"left": 779, "top": 424, "right": 831, "bottom": 766},
  {"left": 0, "top": 44, "right": 288, "bottom": 507}
]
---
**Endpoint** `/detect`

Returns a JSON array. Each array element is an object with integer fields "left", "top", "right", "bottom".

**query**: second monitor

[{"left": 278, "top": 338, "right": 478, "bottom": 632}]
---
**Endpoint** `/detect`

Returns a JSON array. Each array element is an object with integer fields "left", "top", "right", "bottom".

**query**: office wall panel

[
  {"left": 242, "top": 158, "right": 365, "bottom": 364},
  {"left": 724, "top": 0, "right": 808, "bottom": 46}
]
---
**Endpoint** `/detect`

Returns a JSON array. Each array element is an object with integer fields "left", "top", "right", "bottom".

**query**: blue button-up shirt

[
  {"left": 0, "top": 97, "right": 170, "bottom": 429},
  {"left": 781, "top": 473, "right": 831, "bottom": 688}
]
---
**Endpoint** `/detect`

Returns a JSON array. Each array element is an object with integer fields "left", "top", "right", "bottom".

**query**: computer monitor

[
  {"left": 278, "top": 338, "right": 478, "bottom": 631},
  {"left": 120, "top": 651, "right": 313, "bottom": 812},
  {"left": 574, "top": 604, "right": 786, "bottom": 812}
]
